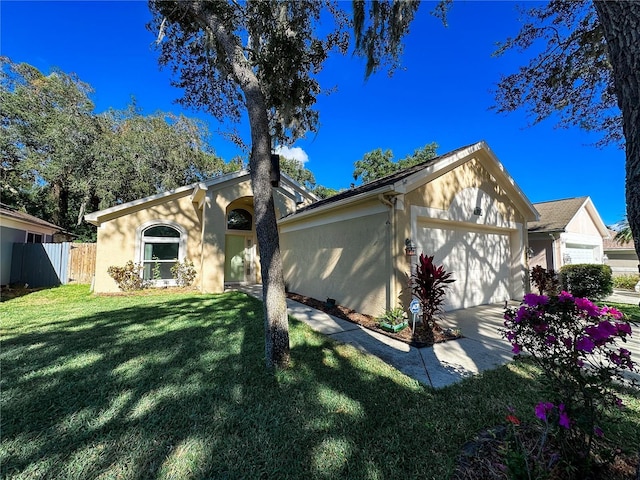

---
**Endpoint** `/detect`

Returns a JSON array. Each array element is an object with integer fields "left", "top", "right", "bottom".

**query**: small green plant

[
  {"left": 171, "top": 259, "right": 197, "bottom": 287},
  {"left": 378, "top": 307, "right": 406, "bottom": 326},
  {"left": 530, "top": 265, "right": 560, "bottom": 296},
  {"left": 411, "top": 253, "right": 455, "bottom": 343},
  {"left": 559, "top": 264, "right": 613, "bottom": 300},
  {"left": 107, "top": 261, "right": 150, "bottom": 291},
  {"left": 612, "top": 274, "right": 640, "bottom": 290}
]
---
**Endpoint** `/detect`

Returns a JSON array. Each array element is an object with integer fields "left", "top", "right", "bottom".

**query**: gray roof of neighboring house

[
  {"left": 527, "top": 197, "right": 589, "bottom": 233},
  {"left": 291, "top": 143, "right": 473, "bottom": 215},
  {"left": 0, "top": 203, "right": 63, "bottom": 231}
]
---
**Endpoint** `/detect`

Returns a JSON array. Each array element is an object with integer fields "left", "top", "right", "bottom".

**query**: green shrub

[
  {"left": 559, "top": 264, "right": 613, "bottom": 300},
  {"left": 612, "top": 274, "right": 640, "bottom": 290},
  {"left": 107, "top": 261, "right": 149, "bottom": 291},
  {"left": 171, "top": 259, "right": 197, "bottom": 287}
]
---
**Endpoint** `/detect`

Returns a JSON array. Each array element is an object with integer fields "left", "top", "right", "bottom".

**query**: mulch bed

[
  {"left": 286, "top": 291, "right": 462, "bottom": 348},
  {"left": 452, "top": 424, "right": 639, "bottom": 480}
]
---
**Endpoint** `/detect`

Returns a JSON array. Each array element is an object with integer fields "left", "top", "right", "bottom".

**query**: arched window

[
  {"left": 141, "top": 224, "right": 181, "bottom": 281},
  {"left": 227, "top": 208, "right": 253, "bottom": 231}
]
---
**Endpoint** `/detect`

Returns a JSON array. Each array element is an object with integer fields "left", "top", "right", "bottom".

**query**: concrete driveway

[{"left": 438, "top": 297, "right": 640, "bottom": 385}]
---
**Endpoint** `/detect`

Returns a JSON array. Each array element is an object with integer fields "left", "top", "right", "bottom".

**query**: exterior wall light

[
  {"left": 473, "top": 206, "right": 483, "bottom": 216},
  {"left": 405, "top": 238, "right": 417, "bottom": 256}
]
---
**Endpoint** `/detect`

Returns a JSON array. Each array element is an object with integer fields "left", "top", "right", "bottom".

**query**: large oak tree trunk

[
  {"left": 201, "top": 6, "right": 290, "bottom": 369},
  {"left": 245, "top": 88, "right": 291, "bottom": 370},
  {"left": 593, "top": 1, "right": 640, "bottom": 270}
]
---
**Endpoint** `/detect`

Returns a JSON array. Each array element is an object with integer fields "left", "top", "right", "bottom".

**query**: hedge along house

[
  {"left": 85, "top": 170, "right": 317, "bottom": 293},
  {"left": 279, "top": 141, "right": 539, "bottom": 317}
]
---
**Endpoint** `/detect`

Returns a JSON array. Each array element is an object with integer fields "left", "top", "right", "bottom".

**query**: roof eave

[{"left": 279, "top": 184, "right": 396, "bottom": 224}]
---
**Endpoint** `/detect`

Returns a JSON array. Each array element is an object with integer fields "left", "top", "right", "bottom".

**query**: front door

[{"left": 224, "top": 235, "right": 255, "bottom": 283}]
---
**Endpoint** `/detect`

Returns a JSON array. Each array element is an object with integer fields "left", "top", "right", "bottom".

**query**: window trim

[
  {"left": 226, "top": 207, "right": 254, "bottom": 233},
  {"left": 25, "top": 231, "right": 44, "bottom": 243},
  {"left": 135, "top": 220, "right": 186, "bottom": 286}
]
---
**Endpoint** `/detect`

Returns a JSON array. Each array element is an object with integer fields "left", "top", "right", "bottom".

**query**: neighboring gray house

[
  {"left": 604, "top": 229, "right": 639, "bottom": 277},
  {"left": 0, "top": 204, "right": 64, "bottom": 286},
  {"left": 528, "top": 197, "right": 609, "bottom": 271}
]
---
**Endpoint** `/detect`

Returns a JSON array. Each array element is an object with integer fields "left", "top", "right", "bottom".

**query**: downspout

[
  {"left": 378, "top": 194, "right": 396, "bottom": 310},
  {"left": 200, "top": 197, "right": 207, "bottom": 292},
  {"left": 549, "top": 233, "right": 558, "bottom": 270}
]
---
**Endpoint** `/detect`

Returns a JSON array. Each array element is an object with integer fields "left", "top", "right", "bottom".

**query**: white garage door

[
  {"left": 417, "top": 222, "right": 512, "bottom": 310},
  {"left": 564, "top": 245, "right": 595, "bottom": 264}
]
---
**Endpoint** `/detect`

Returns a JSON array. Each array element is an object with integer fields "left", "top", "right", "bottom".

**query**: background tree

[
  {"left": 311, "top": 184, "right": 340, "bottom": 199},
  {"left": 353, "top": 142, "right": 438, "bottom": 183},
  {"left": 149, "top": 0, "right": 415, "bottom": 369},
  {"left": 149, "top": 0, "right": 350, "bottom": 369},
  {"left": 92, "top": 106, "right": 233, "bottom": 209},
  {"left": 278, "top": 155, "right": 317, "bottom": 191},
  {"left": 1, "top": 58, "right": 99, "bottom": 233},
  {"left": 1, "top": 58, "right": 234, "bottom": 241},
  {"left": 492, "top": 0, "right": 640, "bottom": 269},
  {"left": 353, "top": 148, "right": 395, "bottom": 183},
  {"left": 278, "top": 154, "right": 341, "bottom": 199},
  {"left": 613, "top": 217, "right": 632, "bottom": 245}
]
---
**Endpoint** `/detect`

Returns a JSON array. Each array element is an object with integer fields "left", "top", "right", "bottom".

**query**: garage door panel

[{"left": 417, "top": 223, "right": 511, "bottom": 310}]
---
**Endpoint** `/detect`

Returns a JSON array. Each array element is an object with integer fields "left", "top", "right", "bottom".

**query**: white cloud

[{"left": 274, "top": 145, "right": 309, "bottom": 165}]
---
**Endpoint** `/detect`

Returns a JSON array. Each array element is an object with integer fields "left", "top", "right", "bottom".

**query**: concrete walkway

[
  {"left": 231, "top": 286, "right": 640, "bottom": 387},
  {"left": 229, "top": 285, "right": 515, "bottom": 389},
  {"left": 606, "top": 288, "right": 640, "bottom": 306}
]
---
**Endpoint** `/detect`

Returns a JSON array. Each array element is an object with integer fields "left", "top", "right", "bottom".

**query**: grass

[
  {"left": 600, "top": 301, "right": 640, "bottom": 323},
  {"left": 1, "top": 285, "right": 639, "bottom": 479}
]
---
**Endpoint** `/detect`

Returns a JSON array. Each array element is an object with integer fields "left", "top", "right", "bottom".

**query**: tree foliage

[
  {"left": 0, "top": 58, "right": 233, "bottom": 240},
  {"left": 493, "top": 0, "right": 620, "bottom": 147},
  {"left": 492, "top": 0, "right": 640, "bottom": 269},
  {"left": 353, "top": 0, "right": 420, "bottom": 78},
  {"left": 150, "top": 1, "right": 349, "bottom": 146},
  {"left": 613, "top": 217, "right": 633, "bottom": 245},
  {"left": 353, "top": 142, "right": 438, "bottom": 183},
  {"left": 149, "top": 0, "right": 416, "bottom": 369},
  {"left": 278, "top": 155, "right": 316, "bottom": 190}
]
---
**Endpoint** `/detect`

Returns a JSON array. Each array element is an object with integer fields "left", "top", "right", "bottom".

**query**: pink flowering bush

[{"left": 502, "top": 292, "right": 636, "bottom": 469}]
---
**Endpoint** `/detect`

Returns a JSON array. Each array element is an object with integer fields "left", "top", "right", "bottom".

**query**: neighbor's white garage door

[
  {"left": 564, "top": 245, "right": 596, "bottom": 264},
  {"left": 417, "top": 222, "right": 512, "bottom": 310}
]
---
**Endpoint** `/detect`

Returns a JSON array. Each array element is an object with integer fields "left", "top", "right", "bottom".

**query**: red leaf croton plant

[{"left": 411, "top": 253, "right": 455, "bottom": 342}]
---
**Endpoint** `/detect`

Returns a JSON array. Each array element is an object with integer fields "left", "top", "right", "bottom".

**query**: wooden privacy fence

[
  {"left": 69, "top": 243, "right": 96, "bottom": 284},
  {"left": 10, "top": 242, "right": 96, "bottom": 288}
]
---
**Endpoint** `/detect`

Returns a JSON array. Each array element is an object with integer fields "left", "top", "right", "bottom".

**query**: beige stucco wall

[
  {"left": 93, "top": 193, "right": 203, "bottom": 293},
  {"left": 280, "top": 155, "right": 532, "bottom": 316},
  {"left": 93, "top": 176, "right": 302, "bottom": 294},
  {"left": 280, "top": 203, "right": 391, "bottom": 318},
  {"left": 606, "top": 251, "right": 639, "bottom": 276},
  {"left": 399, "top": 157, "right": 529, "bottom": 307},
  {"left": 402, "top": 157, "right": 524, "bottom": 227},
  {"left": 565, "top": 207, "right": 601, "bottom": 236},
  {"left": 529, "top": 237, "right": 553, "bottom": 270}
]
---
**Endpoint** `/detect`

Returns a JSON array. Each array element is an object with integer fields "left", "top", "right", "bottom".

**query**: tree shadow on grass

[{"left": 2, "top": 292, "right": 639, "bottom": 479}]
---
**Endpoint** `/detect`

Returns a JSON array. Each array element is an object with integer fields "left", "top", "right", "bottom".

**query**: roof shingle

[{"left": 528, "top": 197, "right": 588, "bottom": 233}]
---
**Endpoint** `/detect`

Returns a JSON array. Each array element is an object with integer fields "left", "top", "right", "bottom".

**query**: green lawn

[
  {"left": 601, "top": 301, "right": 640, "bottom": 323},
  {"left": 2, "top": 286, "right": 639, "bottom": 479}
]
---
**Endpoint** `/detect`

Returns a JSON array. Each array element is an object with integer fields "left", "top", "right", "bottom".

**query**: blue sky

[{"left": 1, "top": 1, "right": 626, "bottom": 226}]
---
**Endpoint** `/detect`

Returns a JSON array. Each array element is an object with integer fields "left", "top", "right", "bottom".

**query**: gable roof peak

[{"left": 528, "top": 196, "right": 608, "bottom": 237}]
